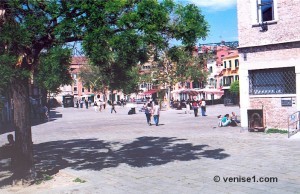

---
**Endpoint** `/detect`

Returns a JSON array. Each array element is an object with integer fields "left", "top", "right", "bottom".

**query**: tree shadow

[
  {"left": 33, "top": 136, "right": 229, "bottom": 171},
  {"left": 31, "top": 110, "right": 62, "bottom": 126},
  {"left": 0, "top": 137, "right": 230, "bottom": 187}
]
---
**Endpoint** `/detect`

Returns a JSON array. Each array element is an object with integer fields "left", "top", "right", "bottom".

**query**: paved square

[{"left": 1, "top": 104, "right": 299, "bottom": 194}]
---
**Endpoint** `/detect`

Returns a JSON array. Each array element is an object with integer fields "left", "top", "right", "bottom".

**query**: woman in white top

[
  {"left": 200, "top": 98, "right": 207, "bottom": 116},
  {"left": 152, "top": 101, "right": 160, "bottom": 126}
]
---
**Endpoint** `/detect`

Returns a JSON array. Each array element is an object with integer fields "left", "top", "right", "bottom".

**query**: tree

[
  {"left": 78, "top": 63, "right": 108, "bottom": 101},
  {"left": 230, "top": 80, "right": 240, "bottom": 105},
  {"left": 36, "top": 46, "right": 73, "bottom": 104},
  {"left": 148, "top": 46, "right": 208, "bottom": 107},
  {"left": 230, "top": 80, "right": 239, "bottom": 94},
  {"left": 0, "top": 0, "right": 87, "bottom": 180},
  {"left": 0, "top": 0, "right": 209, "bottom": 181},
  {"left": 82, "top": 1, "right": 209, "bottom": 96}
]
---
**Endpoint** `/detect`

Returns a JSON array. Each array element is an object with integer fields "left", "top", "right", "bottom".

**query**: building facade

[{"left": 237, "top": 0, "right": 300, "bottom": 129}]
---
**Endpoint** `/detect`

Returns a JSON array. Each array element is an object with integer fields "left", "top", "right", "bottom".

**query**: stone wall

[
  {"left": 249, "top": 97, "right": 296, "bottom": 129},
  {"left": 237, "top": 0, "right": 300, "bottom": 48}
]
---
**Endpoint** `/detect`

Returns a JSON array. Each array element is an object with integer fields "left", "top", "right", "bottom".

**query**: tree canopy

[
  {"left": 36, "top": 46, "right": 73, "bottom": 94},
  {"left": 0, "top": 0, "right": 209, "bottom": 181},
  {"left": 230, "top": 80, "right": 240, "bottom": 94}
]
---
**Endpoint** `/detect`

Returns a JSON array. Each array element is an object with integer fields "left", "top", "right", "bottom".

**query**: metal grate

[{"left": 249, "top": 67, "right": 296, "bottom": 95}]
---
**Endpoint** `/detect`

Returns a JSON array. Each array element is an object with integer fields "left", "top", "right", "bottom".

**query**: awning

[
  {"left": 198, "top": 88, "right": 224, "bottom": 95},
  {"left": 142, "top": 89, "right": 157, "bottom": 95},
  {"left": 171, "top": 89, "right": 201, "bottom": 96}
]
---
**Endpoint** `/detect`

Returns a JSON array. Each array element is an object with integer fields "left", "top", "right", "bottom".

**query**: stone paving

[{"left": 0, "top": 104, "right": 300, "bottom": 194}]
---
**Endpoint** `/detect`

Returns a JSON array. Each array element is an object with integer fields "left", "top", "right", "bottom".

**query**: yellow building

[{"left": 221, "top": 50, "right": 239, "bottom": 89}]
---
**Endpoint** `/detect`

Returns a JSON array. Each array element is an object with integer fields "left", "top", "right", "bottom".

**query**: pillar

[
  {"left": 239, "top": 61, "right": 250, "bottom": 129},
  {"left": 296, "top": 65, "right": 300, "bottom": 111}
]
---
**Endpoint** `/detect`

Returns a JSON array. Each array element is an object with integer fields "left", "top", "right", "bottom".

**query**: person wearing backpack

[
  {"left": 192, "top": 100, "right": 199, "bottom": 117},
  {"left": 145, "top": 103, "right": 152, "bottom": 126}
]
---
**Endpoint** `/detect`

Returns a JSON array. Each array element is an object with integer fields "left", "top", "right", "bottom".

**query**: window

[
  {"left": 192, "top": 81, "right": 200, "bottom": 88},
  {"left": 258, "top": 0, "right": 274, "bottom": 22},
  {"left": 74, "top": 87, "right": 77, "bottom": 92},
  {"left": 229, "top": 61, "right": 232, "bottom": 68},
  {"left": 209, "top": 66, "right": 213, "bottom": 73},
  {"left": 186, "top": 82, "right": 190, "bottom": 88},
  {"left": 82, "top": 88, "right": 85, "bottom": 92},
  {"left": 252, "top": 0, "right": 277, "bottom": 24},
  {"left": 235, "top": 75, "right": 239, "bottom": 81},
  {"left": 235, "top": 59, "right": 239, "bottom": 68},
  {"left": 249, "top": 67, "right": 295, "bottom": 95},
  {"left": 224, "top": 61, "right": 227, "bottom": 68}
]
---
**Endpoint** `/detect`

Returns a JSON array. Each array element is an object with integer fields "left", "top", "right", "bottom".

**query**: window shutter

[
  {"left": 251, "top": 0, "right": 259, "bottom": 24},
  {"left": 273, "top": 0, "right": 278, "bottom": 21}
]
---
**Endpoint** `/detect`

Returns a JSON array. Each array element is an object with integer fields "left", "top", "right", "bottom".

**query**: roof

[
  {"left": 71, "top": 57, "right": 88, "bottom": 65},
  {"left": 223, "top": 50, "right": 239, "bottom": 59}
]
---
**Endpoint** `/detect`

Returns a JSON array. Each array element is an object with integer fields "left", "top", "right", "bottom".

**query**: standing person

[
  {"left": 75, "top": 100, "right": 79, "bottom": 108},
  {"left": 80, "top": 99, "right": 83, "bottom": 108},
  {"left": 152, "top": 101, "right": 160, "bottom": 126},
  {"left": 200, "top": 98, "right": 207, "bottom": 116},
  {"left": 111, "top": 102, "right": 117, "bottom": 113},
  {"left": 192, "top": 100, "right": 199, "bottom": 117},
  {"left": 93, "top": 101, "right": 98, "bottom": 112},
  {"left": 145, "top": 103, "right": 152, "bottom": 126},
  {"left": 103, "top": 100, "right": 106, "bottom": 109},
  {"left": 84, "top": 98, "right": 89, "bottom": 109},
  {"left": 98, "top": 100, "right": 103, "bottom": 112}
]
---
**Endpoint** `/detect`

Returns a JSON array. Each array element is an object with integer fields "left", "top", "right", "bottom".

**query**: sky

[{"left": 176, "top": 0, "right": 238, "bottom": 45}]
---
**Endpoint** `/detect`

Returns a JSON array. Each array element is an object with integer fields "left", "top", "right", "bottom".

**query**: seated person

[
  {"left": 221, "top": 114, "right": 232, "bottom": 127},
  {"left": 1, "top": 134, "right": 16, "bottom": 165},
  {"left": 231, "top": 112, "right": 240, "bottom": 123}
]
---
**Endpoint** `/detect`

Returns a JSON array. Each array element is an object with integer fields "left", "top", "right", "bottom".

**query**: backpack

[{"left": 192, "top": 102, "right": 198, "bottom": 107}]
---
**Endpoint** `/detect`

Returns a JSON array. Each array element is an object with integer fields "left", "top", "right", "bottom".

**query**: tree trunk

[
  {"left": 11, "top": 78, "right": 35, "bottom": 181},
  {"left": 166, "top": 86, "right": 171, "bottom": 110}
]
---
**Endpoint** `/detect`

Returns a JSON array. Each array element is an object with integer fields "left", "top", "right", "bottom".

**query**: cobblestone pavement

[{"left": 1, "top": 104, "right": 300, "bottom": 194}]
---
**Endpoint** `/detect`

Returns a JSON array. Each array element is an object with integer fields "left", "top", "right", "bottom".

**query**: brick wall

[
  {"left": 238, "top": 0, "right": 300, "bottom": 48},
  {"left": 239, "top": 41, "right": 300, "bottom": 70},
  {"left": 249, "top": 97, "right": 296, "bottom": 129}
]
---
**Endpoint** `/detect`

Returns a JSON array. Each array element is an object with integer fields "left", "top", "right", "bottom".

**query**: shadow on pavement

[
  {"left": 31, "top": 110, "right": 62, "bottom": 127},
  {"left": 0, "top": 137, "right": 230, "bottom": 187},
  {"left": 33, "top": 136, "right": 229, "bottom": 172}
]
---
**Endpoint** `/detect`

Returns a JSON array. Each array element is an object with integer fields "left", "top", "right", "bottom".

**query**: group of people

[
  {"left": 75, "top": 98, "right": 91, "bottom": 109},
  {"left": 143, "top": 101, "right": 160, "bottom": 126},
  {"left": 183, "top": 99, "right": 207, "bottom": 117},
  {"left": 218, "top": 112, "right": 240, "bottom": 127},
  {"left": 93, "top": 100, "right": 107, "bottom": 112}
]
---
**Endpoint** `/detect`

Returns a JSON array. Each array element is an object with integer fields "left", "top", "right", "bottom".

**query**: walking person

[
  {"left": 145, "top": 103, "right": 152, "bottom": 126},
  {"left": 98, "top": 100, "right": 103, "bottom": 112},
  {"left": 111, "top": 102, "right": 117, "bottom": 113},
  {"left": 84, "top": 98, "right": 89, "bottom": 109},
  {"left": 152, "top": 101, "right": 160, "bottom": 126},
  {"left": 192, "top": 100, "right": 199, "bottom": 117},
  {"left": 80, "top": 99, "right": 83, "bottom": 108},
  {"left": 200, "top": 98, "right": 207, "bottom": 116}
]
